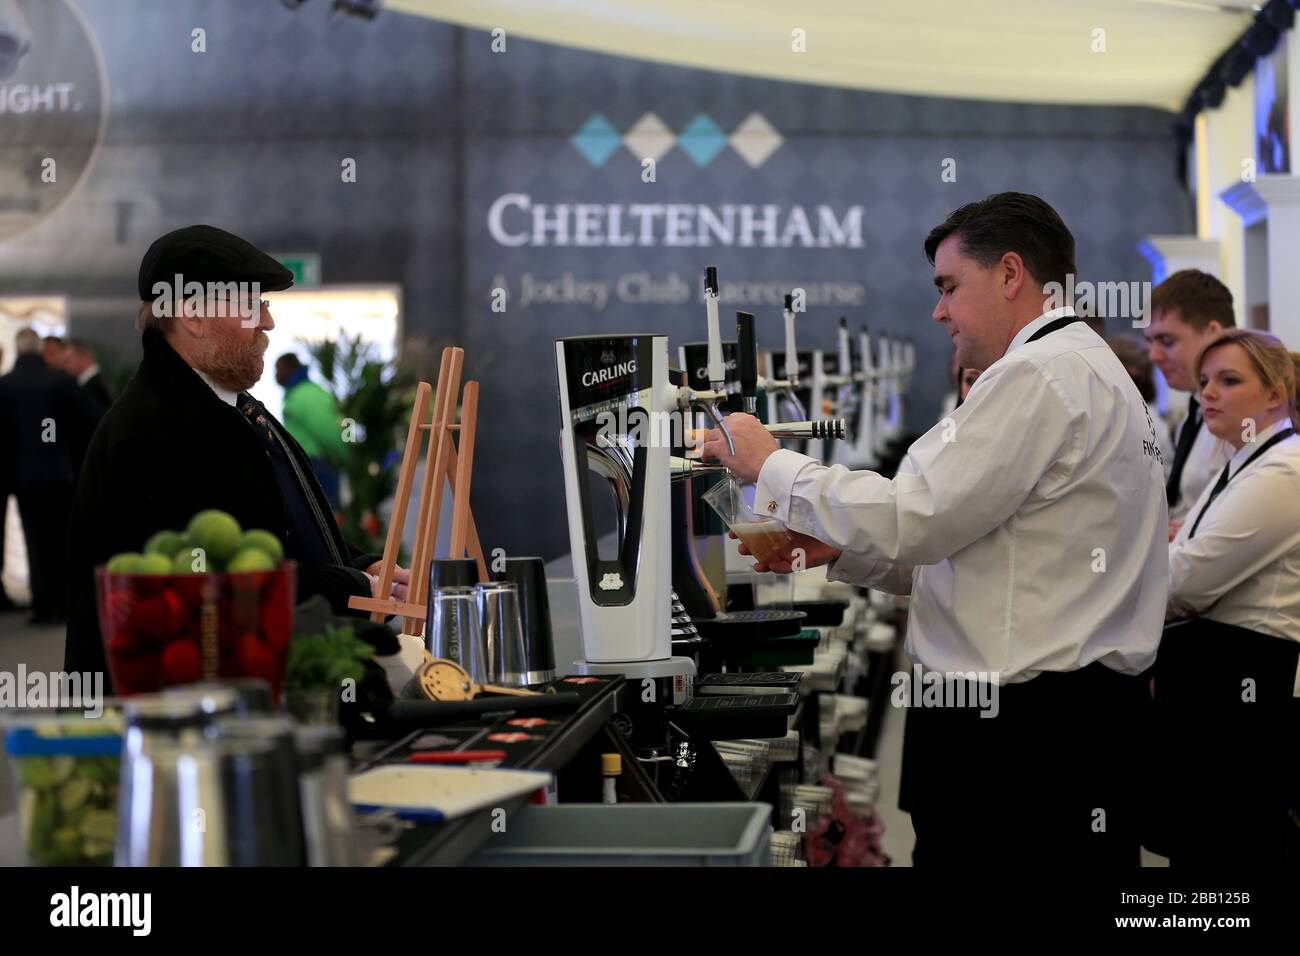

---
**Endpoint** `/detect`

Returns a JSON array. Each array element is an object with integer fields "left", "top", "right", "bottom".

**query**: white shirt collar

[
  {"left": 195, "top": 370, "right": 239, "bottom": 407},
  {"left": 1006, "top": 307, "right": 1078, "bottom": 355},
  {"left": 1228, "top": 417, "right": 1293, "bottom": 474},
  {"left": 76, "top": 364, "right": 100, "bottom": 386}
]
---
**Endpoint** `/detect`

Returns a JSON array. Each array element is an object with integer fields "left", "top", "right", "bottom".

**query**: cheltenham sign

[{"left": 488, "top": 193, "right": 866, "bottom": 249}]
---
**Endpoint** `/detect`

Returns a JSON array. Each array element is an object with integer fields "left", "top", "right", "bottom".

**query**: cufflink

[{"left": 767, "top": 500, "right": 777, "bottom": 513}]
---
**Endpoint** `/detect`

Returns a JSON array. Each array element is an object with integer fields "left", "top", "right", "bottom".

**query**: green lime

[
  {"left": 239, "top": 529, "right": 284, "bottom": 565},
  {"left": 78, "top": 809, "right": 117, "bottom": 844},
  {"left": 227, "top": 548, "right": 275, "bottom": 574},
  {"left": 49, "top": 757, "right": 75, "bottom": 785},
  {"left": 58, "top": 777, "right": 91, "bottom": 815},
  {"left": 137, "top": 553, "right": 173, "bottom": 576},
  {"left": 143, "top": 530, "right": 185, "bottom": 558},
  {"left": 186, "top": 511, "right": 242, "bottom": 566},
  {"left": 105, "top": 552, "right": 144, "bottom": 574},
  {"left": 172, "top": 548, "right": 207, "bottom": 575},
  {"left": 19, "top": 758, "right": 54, "bottom": 790},
  {"left": 52, "top": 827, "right": 81, "bottom": 859}
]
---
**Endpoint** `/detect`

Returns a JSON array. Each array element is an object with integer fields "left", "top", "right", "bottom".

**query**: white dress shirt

[
  {"left": 755, "top": 309, "right": 1169, "bottom": 682},
  {"left": 76, "top": 364, "right": 101, "bottom": 387},
  {"left": 1169, "top": 418, "right": 1300, "bottom": 694},
  {"left": 196, "top": 370, "right": 238, "bottom": 407},
  {"left": 1148, "top": 402, "right": 1175, "bottom": 481},
  {"left": 1169, "top": 407, "right": 1232, "bottom": 525}
]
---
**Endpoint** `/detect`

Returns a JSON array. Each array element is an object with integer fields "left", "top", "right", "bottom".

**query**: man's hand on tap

[
  {"left": 699, "top": 413, "right": 778, "bottom": 483},
  {"left": 731, "top": 529, "right": 841, "bottom": 574}
]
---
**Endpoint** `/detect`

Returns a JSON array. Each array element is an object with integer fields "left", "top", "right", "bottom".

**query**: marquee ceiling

[{"left": 390, "top": 0, "right": 1258, "bottom": 110}]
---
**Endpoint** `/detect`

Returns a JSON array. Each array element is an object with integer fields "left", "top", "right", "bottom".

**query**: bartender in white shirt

[
  {"left": 1143, "top": 270, "right": 1235, "bottom": 538},
  {"left": 1156, "top": 328, "right": 1300, "bottom": 867},
  {"left": 702, "top": 193, "right": 1168, "bottom": 867}
]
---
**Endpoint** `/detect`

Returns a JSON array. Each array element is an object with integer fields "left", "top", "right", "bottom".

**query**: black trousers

[
  {"left": 1149, "top": 619, "right": 1299, "bottom": 868},
  {"left": 15, "top": 483, "right": 73, "bottom": 622},
  {"left": 901, "top": 662, "right": 1147, "bottom": 868}
]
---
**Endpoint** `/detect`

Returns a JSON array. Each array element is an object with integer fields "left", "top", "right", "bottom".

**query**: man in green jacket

[{"left": 275, "top": 353, "right": 346, "bottom": 508}]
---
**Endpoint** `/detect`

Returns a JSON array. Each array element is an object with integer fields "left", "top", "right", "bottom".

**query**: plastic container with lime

[{"left": 2, "top": 710, "right": 124, "bottom": 866}]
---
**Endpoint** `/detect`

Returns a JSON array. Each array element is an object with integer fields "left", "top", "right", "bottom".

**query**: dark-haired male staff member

[
  {"left": 703, "top": 193, "right": 1168, "bottom": 867},
  {"left": 1142, "top": 270, "right": 1235, "bottom": 539},
  {"left": 65, "top": 225, "right": 410, "bottom": 684}
]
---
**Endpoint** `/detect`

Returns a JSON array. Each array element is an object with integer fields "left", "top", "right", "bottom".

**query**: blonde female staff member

[{"left": 1158, "top": 329, "right": 1300, "bottom": 867}]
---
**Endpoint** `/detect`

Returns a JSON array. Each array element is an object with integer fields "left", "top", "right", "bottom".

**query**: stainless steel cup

[
  {"left": 491, "top": 557, "right": 557, "bottom": 685},
  {"left": 428, "top": 585, "right": 489, "bottom": 684},
  {"left": 295, "top": 724, "right": 357, "bottom": 867},
  {"left": 476, "top": 582, "right": 528, "bottom": 687},
  {"left": 207, "top": 714, "right": 305, "bottom": 865},
  {"left": 116, "top": 692, "right": 235, "bottom": 866}
]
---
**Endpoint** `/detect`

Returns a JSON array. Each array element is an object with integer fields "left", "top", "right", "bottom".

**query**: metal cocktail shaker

[{"left": 491, "top": 557, "right": 557, "bottom": 685}]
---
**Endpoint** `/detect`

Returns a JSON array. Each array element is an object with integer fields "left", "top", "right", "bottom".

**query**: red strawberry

[
  {"left": 106, "top": 626, "right": 141, "bottom": 656},
  {"left": 161, "top": 640, "right": 202, "bottom": 685},
  {"left": 235, "top": 632, "right": 274, "bottom": 681},
  {"left": 112, "top": 654, "right": 163, "bottom": 695}
]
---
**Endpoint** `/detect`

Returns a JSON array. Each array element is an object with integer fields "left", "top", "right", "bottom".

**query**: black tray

[
  {"left": 784, "top": 600, "right": 847, "bottom": 628},
  {"left": 672, "top": 691, "right": 799, "bottom": 741},
  {"left": 693, "top": 609, "right": 806, "bottom": 642}
]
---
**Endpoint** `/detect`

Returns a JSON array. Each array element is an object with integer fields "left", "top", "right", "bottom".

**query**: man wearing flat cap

[{"left": 65, "top": 225, "right": 409, "bottom": 683}]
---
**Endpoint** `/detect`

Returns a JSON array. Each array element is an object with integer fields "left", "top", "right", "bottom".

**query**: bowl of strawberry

[{"left": 95, "top": 510, "right": 296, "bottom": 700}]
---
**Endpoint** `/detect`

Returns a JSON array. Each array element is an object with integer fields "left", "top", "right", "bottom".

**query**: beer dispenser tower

[{"left": 554, "top": 268, "right": 739, "bottom": 694}]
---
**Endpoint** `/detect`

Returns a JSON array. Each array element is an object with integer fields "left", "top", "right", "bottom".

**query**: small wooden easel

[{"left": 348, "top": 346, "right": 488, "bottom": 637}]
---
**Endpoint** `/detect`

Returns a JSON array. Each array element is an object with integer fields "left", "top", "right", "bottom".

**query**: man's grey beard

[{"left": 200, "top": 331, "right": 267, "bottom": 392}]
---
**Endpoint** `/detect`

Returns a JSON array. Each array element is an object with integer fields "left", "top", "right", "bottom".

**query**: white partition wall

[
  {"left": 1136, "top": 236, "right": 1221, "bottom": 285},
  {"left": 1220, "top": 174, "right": 1300, "bottom": 345}
]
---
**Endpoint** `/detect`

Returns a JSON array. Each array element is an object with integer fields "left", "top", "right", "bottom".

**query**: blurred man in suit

[
  {"left": 63, "top": 338, "right": 114, "bottom": 411},
  {"left": 0, "top": 329, "right": 102, "bottom": 624},
  {"left": 42, "top": 335, "right": 66, "bottom": 370},
  {"left": 0, "top": 342, "right": 14, "bottom": 613}
]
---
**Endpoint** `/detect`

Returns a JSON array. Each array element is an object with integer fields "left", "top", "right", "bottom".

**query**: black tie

[
  {"left": 1166, "top": 396, "right": 1200, "bottom": 508},
  {"left": 236, "top": 392, "right": 336, "bottom": 567}
]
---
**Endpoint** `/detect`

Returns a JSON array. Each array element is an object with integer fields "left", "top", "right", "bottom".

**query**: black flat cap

[{"left": 137, "top": 224, "right": 294, "bottom": 301}]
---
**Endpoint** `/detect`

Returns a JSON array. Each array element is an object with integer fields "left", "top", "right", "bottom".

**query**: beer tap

[
  {"left": 729, "top": 308, "right": 845, "bottom": 442},
  {"left": 675, "top": 266, "right": 736, "bottom": 457},
  {"left": 761, "top": 293, "right": 809, "bottom": 423}
]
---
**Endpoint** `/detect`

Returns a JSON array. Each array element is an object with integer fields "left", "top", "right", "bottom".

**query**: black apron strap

[
  {"left": 1025, "top": 314, "right": 1083, "bottom": 343},
  {"left": 1187, "top": 427, "right": 1295, "bottom": 538}
]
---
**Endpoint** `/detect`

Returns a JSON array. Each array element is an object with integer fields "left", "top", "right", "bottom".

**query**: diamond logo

[
  {"left": 677, "top": 114, "right": 727, "bottom": 167},
  {"left": 622, "top": 112, "right": 676, "bottom": 163},
  {"left": 570, "top": 114, "right": 622, "bottom": 167},
  {"left": 729, "top": 112, "right": 783, "bottom": 168}
]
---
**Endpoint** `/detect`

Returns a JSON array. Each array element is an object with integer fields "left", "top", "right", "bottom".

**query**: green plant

[
  {"left": 284, "top": 623, "right": 374, "bottom": 692},
  {"left": 302, "top": 333, "right": 414, "bottom": 553}
]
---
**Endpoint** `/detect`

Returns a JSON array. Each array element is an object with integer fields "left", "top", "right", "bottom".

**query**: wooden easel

[{"left": 348, "top": 346, "right": 488, "bottom": 636}]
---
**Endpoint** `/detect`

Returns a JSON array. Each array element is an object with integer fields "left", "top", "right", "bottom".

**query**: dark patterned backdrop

[{"left": 0, "top": 1, "right": 1191, "bottom": 561}]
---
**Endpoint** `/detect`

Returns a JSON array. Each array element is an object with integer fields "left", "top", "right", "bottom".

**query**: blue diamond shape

[
  {"left": 570, "top": 114, "right": 621, "bottom": 167},
  {"left": 678, "top": 115, "right": 727, "bottom": 166}
]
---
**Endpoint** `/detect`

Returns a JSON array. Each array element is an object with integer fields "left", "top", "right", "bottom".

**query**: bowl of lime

[{"left": 95, "top": 510, "right": 296, "bottom": 700}]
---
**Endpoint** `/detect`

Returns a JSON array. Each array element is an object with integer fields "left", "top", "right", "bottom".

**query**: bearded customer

[{"left": 65, "top": 225, "right": 410, "bottom": 682}]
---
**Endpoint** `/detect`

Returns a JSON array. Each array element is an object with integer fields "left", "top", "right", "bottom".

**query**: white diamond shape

[
  {"left": 729, "top": 112, "right": 783, "bottom": 168},
  {"left": 622, "top": 112, "right": 676, "bottom": 163}
]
